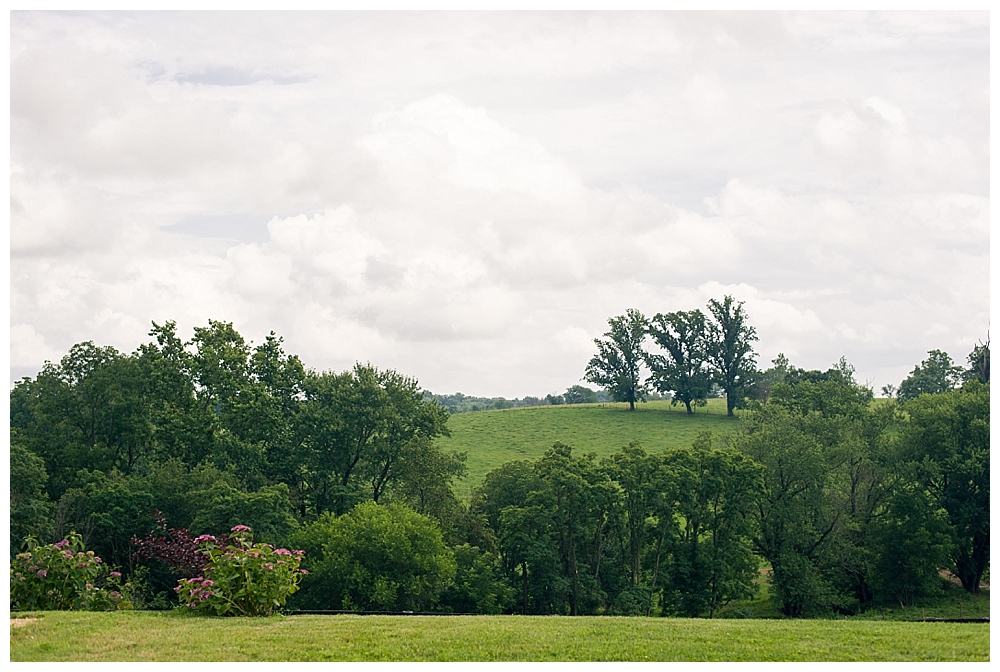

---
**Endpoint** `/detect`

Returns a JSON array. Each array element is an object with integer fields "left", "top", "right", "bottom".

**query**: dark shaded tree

[
  {"left": 585, "top": 309, "right": 649, "bottom": 411},
  {"left": 899, "top": 381, "right": 989, "bottom": 593},
  {"left": 646, "top": 309, "right": 712, "bottom": 414},
  {"left": 896, "top": 349, "right": 963, "bottom": 401},
  {"left": 705, "top": 296, "right": 759, "bottom": 416},
  {"left": 964, "top": 337, "right": 989, "bottom": 384}
]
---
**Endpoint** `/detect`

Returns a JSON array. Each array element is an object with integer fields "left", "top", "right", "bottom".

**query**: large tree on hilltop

[
  {"left": 705, "top": 296, "right": 759, "bottom": 416},
  {"left": 646, "top": 309, "right": 712, "bottom": 415},
  {"left": 585, "top": 309, "right": 649, "bottom": 411}
]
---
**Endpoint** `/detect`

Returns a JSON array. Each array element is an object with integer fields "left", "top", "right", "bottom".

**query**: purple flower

[
  {"left": 110, "top": 571, "right": 122, "bottom": 578},
  {"left": 78, "top": 562, "right": 88, "bottom": 568},
  {"left": 230, "top": 525, "right": 252, "bottom": 533},
  {"left": 85, "top": 583, "right": 94, "bottom": 590},
  {"left": 300, "top": 569, "right": 309, "bottom": 575},
  {"left": 201, "top": 580, "right": 214, "bottom": 587},
  {"left": 186, "top": 602, "right": 196, "bottom": 608},
  {"left": 264, "top": 563, "right": 274, "bottom": 570},
  {"left": 94, "top": 557, "right": 102, "bottom": 563},
  {"left": 274, "top": 548, "right": 292, "bottom": 557},
  {"left": 63, "top": 550, "right": 73, "bottom": 558},
  {"left": 194, "top": 534, "right": 217, "bottom": 544},
  {"left": 55, "top": 539, "right": 69, "bottom": 548},
  {"left": 37, "top": 569, "right": 47, "bottom": 577}
]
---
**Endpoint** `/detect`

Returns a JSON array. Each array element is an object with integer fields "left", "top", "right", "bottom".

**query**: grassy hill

[{"left": 437, "top": 398, "right": 741, "bottom": 497}]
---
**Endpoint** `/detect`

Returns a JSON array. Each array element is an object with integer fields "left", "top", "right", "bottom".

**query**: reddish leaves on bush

[{"left": 131, "top": 511, "right": 229, "bottom": 578}]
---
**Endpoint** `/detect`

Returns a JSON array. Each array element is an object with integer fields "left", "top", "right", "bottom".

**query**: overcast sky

[{"left": 9, "top": 11, "right": 990, "bottom": 398}]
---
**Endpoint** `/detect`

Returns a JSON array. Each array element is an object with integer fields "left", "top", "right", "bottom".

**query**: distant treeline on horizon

[{"left": 422, "top": 386, "right": 678, "bottom": 413}]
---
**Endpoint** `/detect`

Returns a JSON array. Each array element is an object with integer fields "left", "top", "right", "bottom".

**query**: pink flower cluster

[
  {"left": 230, "top": 525, "right": 252, "bottom": 533},
  {"left": 193, "top": 534, "right": 218, "bottom": 544}
]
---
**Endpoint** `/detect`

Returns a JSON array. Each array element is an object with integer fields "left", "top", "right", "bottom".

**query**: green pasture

[
  {"left": 9, "top": 611, "right": 987, "bottom": 661},
  {"left": 438, "top": 398, "right": 739, "bottom": 495}
]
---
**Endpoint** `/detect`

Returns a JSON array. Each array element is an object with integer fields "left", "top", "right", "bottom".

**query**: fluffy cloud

[{"left": 9, "top": 11, "right": 989, "bottom": 398}]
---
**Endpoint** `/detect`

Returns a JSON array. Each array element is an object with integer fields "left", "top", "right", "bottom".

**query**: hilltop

[{"left": 438, "top": 398, "right": 740, "bottom": 496}]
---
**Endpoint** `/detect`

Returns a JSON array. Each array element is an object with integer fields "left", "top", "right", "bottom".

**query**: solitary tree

[
  {"left": 705, "top": 296, "right": 759, "bottom": 416},
  {"left": 585, "top": 309, "right": 649, "bottom": 411},
  {"left": 646, "top": 310, "right": 712, "bottom": 414},
  {"left": 896, "top": 350, "right": 963, "bottom": 401}
]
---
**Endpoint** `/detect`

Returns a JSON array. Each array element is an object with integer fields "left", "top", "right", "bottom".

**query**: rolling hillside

[{"left": 437, "top": 398, "right": 741, "bottom": 496}]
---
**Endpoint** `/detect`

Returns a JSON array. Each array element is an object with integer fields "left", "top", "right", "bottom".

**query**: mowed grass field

[
  {"left": 437, "top": 398, "right": 739, "bottom": 496},
  {"left": 9, "top": 611, "right": 988, "bottom": 661}
]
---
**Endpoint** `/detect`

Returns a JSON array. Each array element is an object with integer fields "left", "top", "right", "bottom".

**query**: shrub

[
  {"left": 289, "top": 502, "right": 456, "bottom": 612},
  {"left": 175, "top": 525, "right": 305, "bottom": 616},
  {"left": 10, "top": 532, "right": 133, "bottom": 611}
]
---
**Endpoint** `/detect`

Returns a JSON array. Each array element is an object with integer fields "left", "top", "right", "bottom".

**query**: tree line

[{"left": 10, "top": 317, "right": 989, "bottom": 616}]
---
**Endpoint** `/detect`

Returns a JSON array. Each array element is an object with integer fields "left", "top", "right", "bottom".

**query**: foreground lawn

[{"left": 10, "top": 611, "right": 988, "bottom": 661}]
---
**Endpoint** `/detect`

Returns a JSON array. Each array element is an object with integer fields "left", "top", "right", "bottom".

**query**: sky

[{"left": 9, "top": 11, "right": 990, "bottom": 398}]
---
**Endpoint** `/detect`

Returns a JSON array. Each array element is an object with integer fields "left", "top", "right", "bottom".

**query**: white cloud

[{"left": 8, "top": 11, "right": 989, "bottom": 398}]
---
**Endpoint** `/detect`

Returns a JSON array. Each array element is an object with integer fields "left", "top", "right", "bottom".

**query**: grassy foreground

[
  {"left": 10, "top": 611, "right": 988, "bottom": 661},
  {"left": 440, "top": 398, "right": 739, "bottom": 495}
]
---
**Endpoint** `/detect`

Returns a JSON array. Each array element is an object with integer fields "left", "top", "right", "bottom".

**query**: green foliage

[
  {"left": 896, "top": 349, "right": 963, "bottom": 400},
  {"left": 661, "top": 434, "right": 763, "bottom": 617},
  {"left": 646, "top": 309, "right": 712, "bottom": 414},
  {"left": 735, "top": 404, "right": 841, "bottom": 616},
  {"left": 10, "top": 532, "right": 132, "bottom": 611},
  {"left": 963, "top": 339, "right": 989, "bottom": 383},
  {"left": 53, "top": 470, "right": 157, "bottom": 570},
  {"left": 174, "top": 526, "right": 305, "bottom": 616},
  {"left": 705, "top": 296, "right": 759, "bottom": 416},
  {"left": 585, "top": 308, "right": 650, "bottom": 411},
  {"left": 438, "top": 544, "right": 514, "bottom": 614},
  {"left": 563, "top": 385, "right": 598, "bottom": 404},
  {"left": 296, "top": 364, "right": 451, "bottom": 515},
  {"left": 291, "top": 502, "right": 456, "bottom": 611},
  {"left": 10, "top": 436, "right": 54, "bottom": 558},
  {"left": 188, "top": 481, "right": 298, "bottom": 545},
  {"left": 899, "top": 381, "right": 990, "bottom": 593}
]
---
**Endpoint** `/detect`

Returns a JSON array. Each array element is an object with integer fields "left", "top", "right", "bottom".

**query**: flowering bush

[
  {"left": 175, "top": 525, "right": 305, "bottom": 616},
  {"left": 10, "top": 532, "right": 133, "bottom": 611}
]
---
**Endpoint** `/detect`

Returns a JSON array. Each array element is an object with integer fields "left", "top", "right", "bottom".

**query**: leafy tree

[
  {"left": 646, "top": 310, "right": 712, "bottom": 414},
  {"left": 563, "top": 385, "right": 598, "bottom": 404},
  {"left": 585, "top": 309, "right": 649, "bottom": 411},
  {"left": 438, "top": 544, "right": 515, "bottom": 614},
  {"left": 290, "top": 502, "right": 456, "bottom": 611},
  {"left": 296, "top": 364, "right": 449, "bottom": 516},
  {"left": 964, "top": 338, "right": 989, "bottom": 384},
  {"left": 53, "top": 470, "right": 157, "bottom": 571},
  {"left": 735, "top": 405, "right": 842, "bottom": 616},
  {"left": 896, "top": 349, "right": 963, "bottom": 401},
  {"left": 10, "top": 434, "right": 54, "bottom": 556},
  {"left": 869, "top": 483, "right": 952, "bottom": 605},
  {"left": 899, "top": 381, "right": 989, "bottom": 593},
  {"left": 390, "top": 439, "right": 467, "bottom": 537},
  {"left": 661, "top": 434, "right": 762, "bottom": 618},
  {"left": 602, "top": 443, "right": 660, "bottom": 595},
  {"left": 705, "top": 296, "right": 759, "bottom": 416},
  {"left": 188, "top": 481, "right": 299, "bottom": 545}
]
